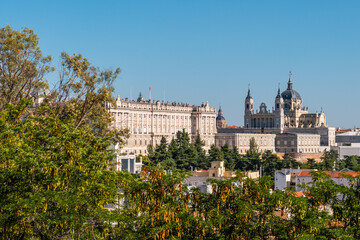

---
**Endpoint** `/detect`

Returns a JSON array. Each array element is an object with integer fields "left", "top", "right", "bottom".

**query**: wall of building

[
  {"left": 275, "top": 133, "right": 320, "bottom": 153},
  {"left": 108, "top": 97, "right": 217, "bottom": 154},
  {"left": 215, "top": 133, "right": 276, "bottom": 154}
]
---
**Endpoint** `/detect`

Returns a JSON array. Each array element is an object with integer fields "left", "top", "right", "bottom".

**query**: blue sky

[{"left": 1, "top": 1, "right": 360, "bottom": 128}]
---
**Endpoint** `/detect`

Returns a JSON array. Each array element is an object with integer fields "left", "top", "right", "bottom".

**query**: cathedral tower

[
  {"left": 244, "top": 86, "right": 254, "bottom": 128},
  {"left": 274, "top": 85, "right": 284, "bottom": 132}
]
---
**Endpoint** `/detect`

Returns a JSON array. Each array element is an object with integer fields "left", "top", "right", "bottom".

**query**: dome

[
  {"left": 281, "top": 89, "right": 302, "bottom": 100},
  {"left": 281, "top": 79, "right": 302, "bottom": 100},
  {"left": 216, "top": 106, "right": 225, "bottom": 121},
  {"left": 216, "top": 115, "right": 225, "bottom": 121}
]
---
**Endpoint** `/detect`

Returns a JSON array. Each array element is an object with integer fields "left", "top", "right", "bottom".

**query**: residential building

[
  {"left": 274, "top": 168, "right": 317, "bottom": 191},
  {"left": 184, "top": 161, "right": 259, "bottom": 193},
  {"left": 295, "top": 170, "right": 359, "bottom": 191},
  {"left": 333, "top": 131, "right": 360, "bottom": 159}
]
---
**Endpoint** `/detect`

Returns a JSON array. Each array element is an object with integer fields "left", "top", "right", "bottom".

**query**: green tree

[
  {"left": 42, "top": 52, "right": 128, "bottom": 144},
  {"left": 0, "top": 26, "right": 54, "bottom": 109},
  {"left": 261, "top": 150, "right": 282, "bottom": 179},
  {"left": 148, "top": 136, "right": 176, "bottom": 170},
  {"left": 221, "top": 144, "right": 236, "bottom": 170},
  {"left": 282, "top": 153, "right": 300, "bottom": 169},
  {"left": 319, "top": 150, "right": 338, "bottom": 171},
  {"left": 306, "top": 158, "right": 318, "bottom": 169},
  {"left": 194, "top": 135, "right": 209, "bottom": 169},
  {"left": 165, "top": 130, "right": 198, "bottom": 170},
  {"left": 208, "top": 145, "right": 224, "bottom": 162},
  {"left": 0, "top": 100, "right": 125, "bottom": 239},
  {"left": 249, "top": 137, "right": 259, "bottom": 154},
  {"left": 343, "top": 155, "right": 360, "bottom": 171}
]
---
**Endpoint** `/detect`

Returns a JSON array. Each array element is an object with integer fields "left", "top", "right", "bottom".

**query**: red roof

[
  {"left": 298, "top": 170, "right": 358, "bottom": 178},
  {"left": 294, "top": 191, "right": 304, "bottom": 198}
]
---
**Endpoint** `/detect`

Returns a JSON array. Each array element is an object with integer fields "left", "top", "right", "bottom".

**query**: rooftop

[{"left": 298, "top": 170, "right": 359, "bottom": 178}]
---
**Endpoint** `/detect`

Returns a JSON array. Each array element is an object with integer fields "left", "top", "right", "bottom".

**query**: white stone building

[
  {"left": 275, "top": 133, "right": 321, "bottom": 153},
  {"left": 108, "top": 93, "right": 217, "bottom": 155},
  {"left": 215, "top": 133, "right": 276, "bottom": 154}
]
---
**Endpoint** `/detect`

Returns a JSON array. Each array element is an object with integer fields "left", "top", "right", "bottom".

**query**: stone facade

[
  {"left": 215, "top": 132, "right": 276, "bottom": 154},
  {"left": 244, "top": 73, "right": 328, "bottom": 133},
  {"left": 215, "top": 73, "right": 335, "bottom": 155},
  {"left": 275, "top": 133, "right": 321, "bottom": 153},
  {"left": 108, "top": 93, "right": 217, "bottom": 154},
  {"left": 242, "top": 73, "right": 335, "bottom": 148}
]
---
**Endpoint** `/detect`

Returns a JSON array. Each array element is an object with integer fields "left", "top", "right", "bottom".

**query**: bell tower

[
  {"left": 244, "top": 86, "right": 254, "bottom": 128},
  {"left": 274, "top": 85, "right": 284, "bottom": 132}
]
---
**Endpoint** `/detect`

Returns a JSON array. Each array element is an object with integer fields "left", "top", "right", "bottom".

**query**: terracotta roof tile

[{"left": 297, "top": 170, "right": 358, "bottom": 178}]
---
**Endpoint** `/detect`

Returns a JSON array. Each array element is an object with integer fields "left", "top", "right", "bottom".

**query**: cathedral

[
  {"left": 244, "top": 73, "right": 327, "bottom": 132},
  {"left": 216, "top": 73, "right": 335, "bottom": 152}
]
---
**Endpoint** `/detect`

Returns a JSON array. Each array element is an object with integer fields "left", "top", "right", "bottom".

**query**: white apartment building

[{"left": 295, "top": 170, "right": 358, "bottom": 191}]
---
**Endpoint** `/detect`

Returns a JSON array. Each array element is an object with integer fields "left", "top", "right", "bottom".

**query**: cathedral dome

[
  {"left": 216, "top": 115, "right": 225, "bottom": 121},
  {"left": 281, "top": 79, "right": 302, "bottom": 100},
  {"left": 216, "top": 107, "right": 225, "bottom": 121}
]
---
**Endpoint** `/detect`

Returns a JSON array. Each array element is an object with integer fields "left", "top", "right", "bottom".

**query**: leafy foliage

[
  {"left": 0, "top": 100, "right": 126, "bottom": 239},
  {"left": 0, "top": 25, "right": 54, "bottom": 109},
  {"left": 147, "top": 131, "right": 210, "bottom": 171}
]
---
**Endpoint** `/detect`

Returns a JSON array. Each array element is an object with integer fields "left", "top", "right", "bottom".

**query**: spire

[
  {"left": 218, "top": 105, "right": 223, "bottom": 116},
  {"left": 287, "top": 71, "right": 293, "bottom": 90},
  {"left": 246, "top": 84, "right": 252, "bottom": 99},
  {"left": 216, "top": 105, "right": 226, "bottom": 123}
]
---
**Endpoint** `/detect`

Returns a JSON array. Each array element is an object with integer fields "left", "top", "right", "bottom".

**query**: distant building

[
  {"left": 216, "top": 73, "right": 335, "bottom": 155},
  {"left": 115, "top": 155, "right": 142, "bottom": 174},
  {"left": 215, "top": 132, "right": 276, "bottom": 154},
  {"left": 334, "top": 131, "right": 360, "bottom": 159},
  {"left": 335, "top": 128, "right": 353, "bottom": 135},
  {"left": 336, "top": 131, "right": 360, "bottom": 146},
  {"left": 244, "top": 73, "right": 328, "bottom": 133},
  {"left": 295, "top": 170, "right": 358, "bottom": 191},
  {"left": 275, "top": 168, "right": 318, "bottom": 191},
  {"left": 108, "top": 93, "right": 217, "bottom": 155},
  {"left": 243, "top": 74, "right": 335, "bottom": 147},
  {"left": 184, "top": 161, "right": 259, "bottom": 193},
  {"left": 275, "top": 133, "right": 321, "bottom": 153}
]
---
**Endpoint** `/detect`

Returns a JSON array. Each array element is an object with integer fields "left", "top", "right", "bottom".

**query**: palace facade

[{"left": 108, "top": 93, "right": 217, "bottom": 154}]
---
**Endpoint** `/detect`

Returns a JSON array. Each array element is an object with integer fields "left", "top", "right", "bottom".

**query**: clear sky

[{"left": 1, "top": 1, "right": 360, "bottom": 128}]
